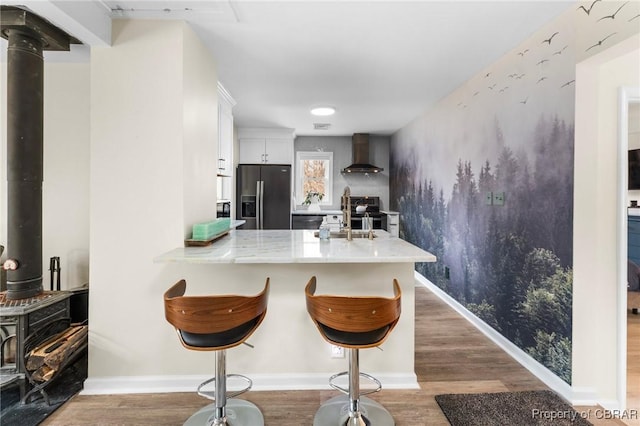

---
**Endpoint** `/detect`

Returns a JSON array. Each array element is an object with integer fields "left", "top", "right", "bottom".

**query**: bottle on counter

[{"left": 319, "top": 218, "right": 330, "bottom": 240}]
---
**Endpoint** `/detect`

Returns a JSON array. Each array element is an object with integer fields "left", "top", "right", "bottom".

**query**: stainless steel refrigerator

[{"left": 237, "top": 164, "right": 291, "bottom": 229}]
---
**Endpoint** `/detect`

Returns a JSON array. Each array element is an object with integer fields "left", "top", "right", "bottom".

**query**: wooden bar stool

[
  {"left": 305, "top": 276, "right": 401, "bottom": 426},
  {"left": 164, "top": 278, "right": 269, "bottom": 426}
]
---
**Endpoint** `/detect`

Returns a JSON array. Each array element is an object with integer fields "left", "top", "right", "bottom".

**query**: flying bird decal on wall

[
  {"left": 577, "top": 0, "right": 601, "bottom": 15},
  {"left": 586, "top": 32, "right": 617, "bottom": 51},
  {"left": 554, "top": 45, "right": 569, "bottom": 55},
  {"left": 597, "top": 1, "right": 628, "bottom": 21},
  {"left": 542, "top": 31, "right": 559, "bottom": 45}
]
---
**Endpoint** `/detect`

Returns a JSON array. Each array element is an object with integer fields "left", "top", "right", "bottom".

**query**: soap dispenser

[{"left": 319, "top": 217, "right": 330, "bottom": 240}]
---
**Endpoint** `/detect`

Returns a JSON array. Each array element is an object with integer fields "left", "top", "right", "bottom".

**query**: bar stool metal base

[
  {"left": 183, "top": 399, "right": 264, "bottom": 426},
  {"left": 313, "top": 395, "right": 394, "bottom": 426}
]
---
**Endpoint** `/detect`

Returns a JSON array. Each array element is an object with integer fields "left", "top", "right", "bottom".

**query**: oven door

[{"left": 351, "top": 215, "right": 382, "bottom": 230}]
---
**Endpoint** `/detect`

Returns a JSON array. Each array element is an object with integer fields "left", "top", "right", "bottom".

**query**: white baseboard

[
  {"left": 570, "top": 386, "right": 600, "bottom": 407},
  {"left": 82, "top": 372, "right": 419, "bottom": 395},
  {"left": 414, "top": 273, "right": 575, "bottom": 402}
]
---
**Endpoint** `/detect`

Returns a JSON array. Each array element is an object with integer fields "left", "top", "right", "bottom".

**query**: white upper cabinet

[
  {"left": 217, "top": 82, "right": 236, "bottom": 177},
  {"left": 265, "top": 138, "right": 294, "bottom": 164},
  {"left": 238, "top": 128, "right": 295, "bottom": 164},
  {"left": 239, "top": 137, "right": 266, "bottom": 164}
]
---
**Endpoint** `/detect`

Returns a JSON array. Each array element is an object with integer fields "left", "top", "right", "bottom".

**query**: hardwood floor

[{"left": 44, "top": 285, "right": 628, "bottom": 425}]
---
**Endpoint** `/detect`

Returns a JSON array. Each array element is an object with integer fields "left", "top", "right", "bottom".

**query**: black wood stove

[{"left": 0, "top": 6, "right": 81, "bottom": 402}]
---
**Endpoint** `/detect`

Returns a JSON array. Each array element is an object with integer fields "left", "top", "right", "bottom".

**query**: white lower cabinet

[{"left": 385, "top": 212, "right": 399, "bottom": 237}]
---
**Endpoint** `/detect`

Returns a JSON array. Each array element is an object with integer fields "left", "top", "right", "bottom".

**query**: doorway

[{"left": 619, "top": 87, "right": 640, "bottom": 423}]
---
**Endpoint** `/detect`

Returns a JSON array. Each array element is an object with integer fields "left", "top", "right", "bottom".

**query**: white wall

[
  {"left": 0, "top": 61, "right": 90, "bottom": 290},
  {"left": 88, "top": 19, "right": 217, "bottom": 378},
  {"left": 43, "top": 64, "right": 90, "bottom": 289},
  {"left": 182, "top": 25, "right": 219, "bottom": 234},
  {"left": 573, "top": 34, "right": 640, "bottom": 408}
]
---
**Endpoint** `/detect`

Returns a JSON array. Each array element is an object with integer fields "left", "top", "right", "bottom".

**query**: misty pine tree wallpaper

[{"left": 390, "top": 2, "right": 639, "bottom": 384}]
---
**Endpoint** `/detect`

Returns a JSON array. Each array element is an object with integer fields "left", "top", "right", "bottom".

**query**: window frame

[{"left": 295, "top": 151, "right": 333, "bottom": 206}]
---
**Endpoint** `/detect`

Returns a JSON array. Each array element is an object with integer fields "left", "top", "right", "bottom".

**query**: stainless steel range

[{"left": 349, "top": 196, "right": 383, "bottom": 230}]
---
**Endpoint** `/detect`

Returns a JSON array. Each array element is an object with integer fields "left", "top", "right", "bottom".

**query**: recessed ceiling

[
  {"left": 189, "top": 1, "right": 574, "bottom": 136},
  {"left": 0, "top": 1, "right": 574, "bottom": 137}
]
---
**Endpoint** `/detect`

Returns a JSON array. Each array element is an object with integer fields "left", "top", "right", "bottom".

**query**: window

[{"left": 296, "top": 151, "right": 333, "bottom": 205}]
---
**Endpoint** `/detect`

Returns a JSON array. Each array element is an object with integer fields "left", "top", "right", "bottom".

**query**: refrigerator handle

[
  {"left": 259, "top": 180, "right": 265, "bottom": 229},
  {"left": 256, "top": 181, "right": 261, "bottom": 229}
]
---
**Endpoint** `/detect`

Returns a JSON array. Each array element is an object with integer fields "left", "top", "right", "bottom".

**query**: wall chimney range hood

[{"left": 342, "top": 133, "right": 384, "bottom": 174}]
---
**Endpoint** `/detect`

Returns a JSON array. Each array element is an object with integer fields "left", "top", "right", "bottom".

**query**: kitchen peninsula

[{"left": 152, "top": 229, "right": 435, "bottom": 391}]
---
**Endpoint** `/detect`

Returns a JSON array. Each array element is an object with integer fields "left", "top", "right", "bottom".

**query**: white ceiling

[{"left": 2, "top": 1, "right": 574, "bottom": 136}]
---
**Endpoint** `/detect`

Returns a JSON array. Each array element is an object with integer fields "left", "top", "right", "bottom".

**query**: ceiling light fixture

[{"left": 310, "top": 106, "right": 336, "bottom": 116}]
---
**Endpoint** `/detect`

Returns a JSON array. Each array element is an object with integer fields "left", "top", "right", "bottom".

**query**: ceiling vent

[{"left": 313, "top": 123, "right": 331, "bottom": 130}]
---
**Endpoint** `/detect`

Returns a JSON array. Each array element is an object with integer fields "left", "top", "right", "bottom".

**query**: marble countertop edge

[{"left": 155, "top": 229, "right": 436, "bottom": 264}]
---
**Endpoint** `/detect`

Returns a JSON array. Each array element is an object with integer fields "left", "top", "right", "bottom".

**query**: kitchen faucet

[
  {"left": 342, "top": 186, "right": 352, "bottom": 241},
  {"left": 364, "top": 212, "right": 374, "bottom": 240}
]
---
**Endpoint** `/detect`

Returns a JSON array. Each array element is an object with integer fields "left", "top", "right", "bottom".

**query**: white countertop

[
  {"left": 629, "top": 208, "right": 640, "bottom": 216},
  {"left": 155, "top": 229, "right": 436, "bottom": 264}
]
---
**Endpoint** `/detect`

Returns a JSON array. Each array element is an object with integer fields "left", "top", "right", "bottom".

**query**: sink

[{"left": 313, "top": 230, "right": 376, "bottom": 239}]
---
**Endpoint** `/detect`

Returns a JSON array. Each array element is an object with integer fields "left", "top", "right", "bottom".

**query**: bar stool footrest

[
  {"left": 184, "top": 398, "right": 264, "bottom": 426},
  {"left": 328, "top": 371, "right": 382, "bottom": 396},
  {"left": 197, "top": 373, "right": 252, "bottom": 401},
  {"left": 313, "top": 394, "right": 394, "bottom": 426}
]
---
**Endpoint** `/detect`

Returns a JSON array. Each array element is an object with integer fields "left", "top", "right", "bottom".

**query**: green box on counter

[{"left": 192, "top": 218, "right": 231, "bottom": 240}]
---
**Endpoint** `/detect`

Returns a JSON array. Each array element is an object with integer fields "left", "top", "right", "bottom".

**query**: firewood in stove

[
  {"left": 26, "top": 327, "right": 80, "bottom": 370},
  {"left": 26, "top": 325, "right": 87, "bottom": 372},
  {"left": 32, "top": 364, "right": 54, "bottom": 382},
  {"left": 27, "top": 329, "right": 70, "bottom": 370},
  {"left": 44, "top": 327, "right": 87, "bottom": 371}
]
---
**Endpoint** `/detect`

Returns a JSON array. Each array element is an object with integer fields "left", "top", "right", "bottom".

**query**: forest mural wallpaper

[{"left": 390, "top": 1, "right": 640, "bottom": 384}]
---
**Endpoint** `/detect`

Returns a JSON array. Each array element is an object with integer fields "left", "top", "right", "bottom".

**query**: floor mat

[{"left": 435, "top": 390, "right": 592, "bottom": 426}]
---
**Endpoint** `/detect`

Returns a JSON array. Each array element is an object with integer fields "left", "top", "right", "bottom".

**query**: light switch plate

[{"left": 485, "top": 191, "right": 493, "bottom": 205}]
